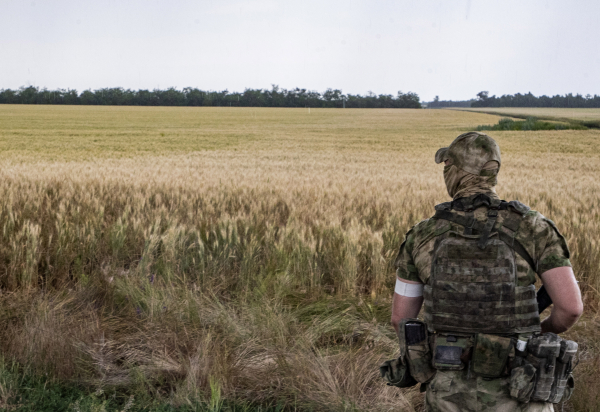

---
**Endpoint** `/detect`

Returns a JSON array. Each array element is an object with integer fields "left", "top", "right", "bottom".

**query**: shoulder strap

[
  {"left": 496, "top": 231, "right": 536, "bottom": 271},
  {"left": 507, "top": 200, "right": 531, "bottom": 216},
  {"left": 434, "top": 202, "right": 452, "bottom": 211},
  {"left": 477, "top": 209, "right": 498, "bottom": 250},
  {"left": 433, "top": 210, "right": 537, "bottom": 272}
]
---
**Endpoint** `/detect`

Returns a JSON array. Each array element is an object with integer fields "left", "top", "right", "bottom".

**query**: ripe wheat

[{"left": 0, "top": 105, "right": 598, "bottom": 411}]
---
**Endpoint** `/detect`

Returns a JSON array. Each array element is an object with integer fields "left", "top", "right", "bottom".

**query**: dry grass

[{"left": 0, "top": 105, "right": 599, "bottom": 410}]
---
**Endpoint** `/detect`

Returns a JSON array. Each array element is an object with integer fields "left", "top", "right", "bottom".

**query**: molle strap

[
  {"left": 434, "top": 210, "right": 471, "bottom": 228},
  {"left": 463, "top": 211, "right": 475, "bottom": 235},
  {"left": 498, "top": 231, "right": 536, "bottom": 272},
  {"left": 434, "top": 202, "right": 453, "bottom": 211},
  {"left": 490, "top": 198, "right": 503, "bottom": 209},
  {"left": 451, "top": 194, "right": 508, "bottom": 212},
  {"left": 477, "top": 209, "right": 499, "bottom": 249},
  {"left": 434, "top": 209, "right": 537, "bottom": 272}
]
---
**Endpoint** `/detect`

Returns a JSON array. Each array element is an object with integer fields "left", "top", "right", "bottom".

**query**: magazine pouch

[
  {"left": 527, "top": 333, "right": 561, "bottom": 402},
  {"left": 548, "top": 339, "right": 577, "bottom": 403},
  {"left": 399, "top": 319, "right": 436, "bottom": 383}
]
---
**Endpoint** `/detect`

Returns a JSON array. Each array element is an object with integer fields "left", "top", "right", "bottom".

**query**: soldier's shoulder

[
  {"left": 505, "top": 200, "right": 531, "bottom": 215},
  {"left": 515, "top": 206, "right": 566, "bottom": 243},
  {"left": 411, "top": 216, "right": 438, "bottom": 236},
  {"left": 406, "top": 213, "right": 452, "bottom": 245},
  {"left": 519, "top": 207, "right": 557, "bottom": 231},
  {"left": 401, "top": 218, "right": 431, "bottom": 243}
]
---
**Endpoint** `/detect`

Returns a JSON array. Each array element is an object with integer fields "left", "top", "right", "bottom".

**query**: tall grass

[{"left": 0, "top": 105, "right": 599, "bottom": 410}]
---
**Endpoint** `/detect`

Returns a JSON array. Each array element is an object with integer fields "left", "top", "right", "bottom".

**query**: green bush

[{"left": 476, "top": 117, "right": 587, "bottom": 131}]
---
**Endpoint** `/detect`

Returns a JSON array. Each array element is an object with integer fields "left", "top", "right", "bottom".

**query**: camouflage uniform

[
  {"left": 395, "top": 132, "right": 571, "bottom": 412},
  {"left": 425, "top": 370, "right": 554, "bottom": 412}
]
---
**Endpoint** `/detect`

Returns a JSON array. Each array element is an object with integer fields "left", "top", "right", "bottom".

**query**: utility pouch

[
  {"left": 527, "top": 333, "right": 561, "bottom": 402},
  {"left": 560, "top": 374, "right": 575, "bottom": 403},
  {"left": 399, "top": 319, "right": 436, "bottom": 383},
  {"left": 472, "top": 333, "right": 513, "bottom": 378},
  {"left": 379, "top": 357, "right": 417, "bottom": 388},
  {"left": 432, "top": 333, "right": 472, "bottom": 371},
  {"left": 509, "top": 362, "right": 537, "bottom": 403},
  {"left": 548, "top": 340, "right": 578, "bottom": 403}
]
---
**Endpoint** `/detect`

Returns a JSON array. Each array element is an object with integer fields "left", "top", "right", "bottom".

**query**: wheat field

[{"left": 0, "top": 105, "right": 598, "bottom": 411}]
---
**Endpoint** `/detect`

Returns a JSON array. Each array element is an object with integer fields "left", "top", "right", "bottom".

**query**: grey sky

[{"left": 1, "top": 0, "right": 598, "bottom": 101}]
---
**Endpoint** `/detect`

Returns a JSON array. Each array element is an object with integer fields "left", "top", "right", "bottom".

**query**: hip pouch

[
  {"left": 398, "top": 319, "right": 436, "bottom": 383},
  {"left": 526, "top": 333, "right": 562, "bottom": 402},
  {"left": 509, "top": 362, "right": 537, "bottom": 403},
  {"left": 432, "top": 332, "right": 472, "bottom": 371},
  {"left": 472, "top": 333, "right": 513, "bottom": 378},
  {"left": 379, "top": 357, "right": 418, "bottom": 388},
  {"left": 548, "top": 339, "right": 578, "bottom": 403}
]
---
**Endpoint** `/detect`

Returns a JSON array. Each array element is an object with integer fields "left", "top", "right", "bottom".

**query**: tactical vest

[{"left": 423, "top": 195, "right": 541, "bottom": 335}]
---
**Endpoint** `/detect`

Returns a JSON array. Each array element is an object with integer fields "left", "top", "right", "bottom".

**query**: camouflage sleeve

[
  {"left": 536, "top": 216, "right": 572, "bottom": 275},
  {"left": 394, "top": 228, "right": 422, "bottom": 283},
  {"left": 520, "top": 211, "right": 572, "bottom": 276}
]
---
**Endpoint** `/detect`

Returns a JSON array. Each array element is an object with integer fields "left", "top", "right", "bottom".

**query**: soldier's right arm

[
  {"left": 524, "top": 212, "right": 584, "bottom": 333},
  {"left": 540, "top": 266, "right": 583, "bottom": 333}
]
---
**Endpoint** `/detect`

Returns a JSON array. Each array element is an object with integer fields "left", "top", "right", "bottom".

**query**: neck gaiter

[{"left": 444, "top": 161, "right": 500, "bottom": 200}]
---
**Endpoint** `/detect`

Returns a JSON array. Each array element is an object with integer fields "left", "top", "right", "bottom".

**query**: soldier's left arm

[
  {"left": 391, "top": 228, "right": 424, "bottom": 335},
  {"left": 391, "top": 280, "right": 424, "bottom": 335}
]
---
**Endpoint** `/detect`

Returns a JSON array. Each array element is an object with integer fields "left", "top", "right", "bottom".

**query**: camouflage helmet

[{"left": 435, "top": 132, "right": 501, "bottom": 175}]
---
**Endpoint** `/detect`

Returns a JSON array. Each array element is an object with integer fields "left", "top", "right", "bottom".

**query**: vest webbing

[
  {"left": 433, "top": 209, "right": 536, "bottom": 271},
  {"left": 423, "top": 206, "right": 541, "bottom": 335}
]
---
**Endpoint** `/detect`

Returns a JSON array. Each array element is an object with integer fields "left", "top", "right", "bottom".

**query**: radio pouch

[
  {"left": 432, "top": 333, "right": 472, "bottom": 371},
  {"left": 399, "top": 319, "right": 435, "bottom": 383},
  {"left": 472, "top": 333, "right": 513, "bottom": 378}
]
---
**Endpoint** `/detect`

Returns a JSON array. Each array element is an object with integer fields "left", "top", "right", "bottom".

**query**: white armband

[{"left": 395, "top": 278, "right": 424, "bottom": 297}]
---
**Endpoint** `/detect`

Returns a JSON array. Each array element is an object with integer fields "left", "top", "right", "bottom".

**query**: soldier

[{"left": 390, "top": 132, "right": 583, "bottom": 411}]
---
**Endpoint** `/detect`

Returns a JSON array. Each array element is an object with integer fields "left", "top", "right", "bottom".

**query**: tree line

[
  {"left": 0, "top": 85, "right": 422, "bottom": 108},
  {"left": 426, "top": 96, "right": 475, "bottom": 108},
  {"left": 471, "top": 91, "right": 600, "bottom": 108}
]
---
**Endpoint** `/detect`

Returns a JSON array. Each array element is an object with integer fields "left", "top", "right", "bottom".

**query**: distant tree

[
  {"left": 471, "top": 91, "right": 600, "bottom": 108},
  {"left": 0, "top": 85, "right": 423, "bottom": 108},
  {"left": 80, "top": 90, "right": 97, "bottom": 105},
  {"left": 477, "top": 91, "right": 489, "bottom": 101},
  {"left": 427, "top": 96, "right": 474, "bottom": 108}
]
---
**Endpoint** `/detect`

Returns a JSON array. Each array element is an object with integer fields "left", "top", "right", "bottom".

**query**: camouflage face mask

[
  {"left": 443, "top": 165, "right": 463, "bottom": 199},
  {"left": 444, "top": 162, "right": 499, "bottom": 199}
]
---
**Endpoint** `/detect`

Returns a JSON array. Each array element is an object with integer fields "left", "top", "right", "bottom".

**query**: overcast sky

[{"left": 1, "top": 0, "right": 598, "bottom": 101}]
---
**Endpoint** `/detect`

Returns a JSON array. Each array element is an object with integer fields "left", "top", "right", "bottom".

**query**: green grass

[
  {"left": 459, "top": 107, "right": 600, "bottom": 130},
  {"left": 0, "top": 360, "right": 286, "bottom": 411},
  {"left": 476, "top": 117, "right": 588, "bottom": 131}
]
